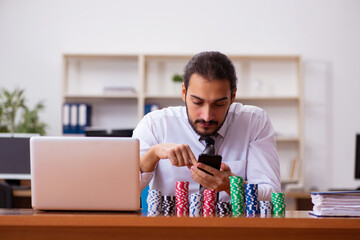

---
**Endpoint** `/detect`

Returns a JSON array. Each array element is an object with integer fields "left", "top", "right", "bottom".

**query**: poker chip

[
  {"left": 162, "top": 196, "right": 176, "bottom": 216},
  {"left": 147, "top": 189, "right": 162, "bottom": 217},
  {"left": 216, "top": 202, "right": 232, "bottom": 217},
  {"left": 146, "top": 180, "right": 286, "bottom": 219},
  {"left": 175, "top": 181, "right": 189, "bottom": 217},
  {"left": 259, "top": 200, "right": 273, "bottom": 217},
  {"left": 203, "top": 189, "right": 216, "bottom": 217},
  {"left": 229, "top": 176, "right": 245, "bottom": 217},
  {"left": 271, "top": 192, "right": 286, "bottom": 216},
  {"left": 189, "top": 193, "right": 203, "bottom": 217},
  {"left": 245, "top": 183, "right": 259, "bottom": 216}
]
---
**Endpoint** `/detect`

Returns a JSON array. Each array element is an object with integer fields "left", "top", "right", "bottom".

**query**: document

[{"left": 309, "top": 191, "right": 360, "bottom": 217}]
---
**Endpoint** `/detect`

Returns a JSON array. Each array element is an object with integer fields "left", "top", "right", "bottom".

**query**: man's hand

[
  {"left": 140, "top": 143, "right": 197, "bottom": 172},
  {"left": 190, "top": 162, "right": 235, "bottom": 195}
]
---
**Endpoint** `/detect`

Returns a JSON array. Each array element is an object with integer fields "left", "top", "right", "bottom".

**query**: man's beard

[{"left": 185, "top": 99, "right": 230, "bottom": 137}]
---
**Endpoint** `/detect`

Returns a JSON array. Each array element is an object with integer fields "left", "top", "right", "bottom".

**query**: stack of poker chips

[
  {"left": 189, "top": 193, "right": 203, "bottom": 217},
  {"left": 272, "top": 192, "right": 286, "bottom": 216},
  {"left": 259, "top": 201, "right": 273, "bottom": 217},
  {"left": 245, "top": 183, "right": 259, "bottom": 216},
  {"left": 162, "top": 196, "right": 176, "bottom": 216},
  {"left": 175, "top": 181, "right": 189, "bottom": 217},
  {"left": 229, "top": 176, "right": 245, "bottom": 217},
  {"left": 216, "top": 202, "right": 232, "bottom": 217},
  {"left": 203, "top": 189, "right": 217, "bottom": 217},
  {"left": 147, "top": 189, "right": 162, "bottom": 217}
]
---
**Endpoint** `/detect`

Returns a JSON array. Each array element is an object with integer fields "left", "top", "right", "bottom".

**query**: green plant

[
  {"left": 172, "top": 74, "right": 183, "bottom": 82},
  {"left": 0, "top": 87, "right": 47, "bottom": 135}
]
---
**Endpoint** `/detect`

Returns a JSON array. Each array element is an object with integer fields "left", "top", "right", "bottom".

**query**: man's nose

[{"left": 201, "top": 105, "right": 213, "bottom": 122}]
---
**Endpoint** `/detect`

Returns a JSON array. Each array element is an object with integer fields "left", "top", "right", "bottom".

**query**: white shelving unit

[{"left": 62, "top": 54, "right": 303, "bottom": 184}]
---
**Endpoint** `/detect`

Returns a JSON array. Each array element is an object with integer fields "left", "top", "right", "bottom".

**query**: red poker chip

[
  {"left": 176, "top": 181, "right": 190, "bottom": 216},
  {"left": 203, "top": 189, "right": 216, "bottom": 217}
]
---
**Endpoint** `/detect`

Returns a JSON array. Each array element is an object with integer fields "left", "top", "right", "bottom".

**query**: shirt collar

[{"left": 217, "top": 104, "right": 234, "bottom": 138}]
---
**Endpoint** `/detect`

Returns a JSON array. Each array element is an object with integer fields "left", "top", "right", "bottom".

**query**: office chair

[{"left": 0, "top": 182, "right": 13, "bottom": 208}]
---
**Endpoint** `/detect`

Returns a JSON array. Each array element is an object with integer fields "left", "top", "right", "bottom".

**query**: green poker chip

[
  {"left": 230, "top": 176, "right": 245, "bottom": 216},
  {"left": 271, "top": 192, "right": 286, "bottom": 214}
]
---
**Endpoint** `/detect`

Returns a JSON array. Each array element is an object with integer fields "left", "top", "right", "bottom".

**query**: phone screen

[{"left": 198, "top": 154, "right": 222, "bottom": 175}]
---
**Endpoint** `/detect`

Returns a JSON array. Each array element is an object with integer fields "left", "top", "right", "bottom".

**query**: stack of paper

[{"left": 310, "top": 191, "right": 360, "bottom": 217}]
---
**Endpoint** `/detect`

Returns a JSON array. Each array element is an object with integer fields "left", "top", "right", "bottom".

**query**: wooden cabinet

[{"left": 62, "top": 54, "right": 303, "bottom": 184}]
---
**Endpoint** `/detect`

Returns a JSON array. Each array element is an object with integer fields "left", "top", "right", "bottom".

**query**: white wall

[{"left": 1, "top": 0, "right": 360, "bottom": 191}]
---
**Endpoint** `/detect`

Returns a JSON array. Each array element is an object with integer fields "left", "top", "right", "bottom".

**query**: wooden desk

[{"left": 0, "top": 209, "right": 359, "bottom": 240}]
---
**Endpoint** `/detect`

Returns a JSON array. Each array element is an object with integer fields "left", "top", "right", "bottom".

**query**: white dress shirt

[{"left": 132, "top": 102, "right": 281, "bottom": 201}]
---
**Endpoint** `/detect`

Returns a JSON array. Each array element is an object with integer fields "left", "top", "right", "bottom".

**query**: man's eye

[
  {"left": 193, "top": 101, "right": 203, "bottom": 105},
  {"left": 214, "top": 102, "right": 226, "bottom": 107}
]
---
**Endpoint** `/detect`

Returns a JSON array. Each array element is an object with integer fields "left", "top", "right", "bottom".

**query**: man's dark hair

[{"left": 183, "top": 51, "right": 238, "bottom": 94}]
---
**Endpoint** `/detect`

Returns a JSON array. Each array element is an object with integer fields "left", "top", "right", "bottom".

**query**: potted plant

[
  {"left": 172, "top": 74, "right": 183, "bottom": 95},
  {"left": 0, "top": 87, "right": 47, "bottom": 135}
]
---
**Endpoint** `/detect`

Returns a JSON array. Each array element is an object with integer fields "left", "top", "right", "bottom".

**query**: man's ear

[
  {"left": 181, "top": 83, "right": 186, "bottom": 102},
  {"left": 231, "top": 88, "right": 237, "bottom": 104}
]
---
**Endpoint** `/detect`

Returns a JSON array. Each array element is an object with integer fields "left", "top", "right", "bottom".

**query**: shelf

[
  {"left": 145, "top": 94, "right": 182, "bottom": 99},
  {"left": 64, "top": 93, "right": 138, "bottom": 100},
  {"left": 284, "top": 191, "right": 310, "bottom": 198},
  {"left": 236, "top": 96, "right": 299, "bottom": 101},
  {"left": 281, "top": 179, "right": 300, "bottom": 184},
  {"left": 229, "top": 55, "right": 301, "bottom": 62},
  {"left": 63, "top": 53, "right": 138, "bottom": 59},
  {"left": 144, "top": 54, "right": 193, "bottom": 60},
  {"left": 276, "top": 136, "right": 300, "bottom": 142},
  {"left": 62, "top": 53, "right": 303, "bottom": 186}
]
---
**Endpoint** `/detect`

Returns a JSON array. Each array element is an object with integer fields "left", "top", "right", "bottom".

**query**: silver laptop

[{"left": 30, "top": 136, "right": 140, "bottom": 211}]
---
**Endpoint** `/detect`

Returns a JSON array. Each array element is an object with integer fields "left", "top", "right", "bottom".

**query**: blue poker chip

[
  {"left": 189, "top": 193, "right": 203, "bottom": 217},
  {"left": 244, "top": 184, "right": 259, "bottom": 215},
  {"left": 147, "top": 190, "right": 163, "bottom": 217}
]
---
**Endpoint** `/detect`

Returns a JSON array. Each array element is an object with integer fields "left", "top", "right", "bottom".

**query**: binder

[
  {"left": 70, "top": 104, "right": 79, "bottom": 134},
  {"left": 62, "top": 103, "right": 92, "bottom": 134},
  {"left": 78, "top": 104, "right": 92, "bottom": 134},
  {"left": 145, "top": 104, "right": 160, "bottom": 115},
  {"left": 62, "top": 104, "right": 71, "bottom": 134}
]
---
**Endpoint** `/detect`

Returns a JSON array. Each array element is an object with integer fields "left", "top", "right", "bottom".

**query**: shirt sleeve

[
  {"left": 132, "top": 113, "right": 160, "bottom": 192},
  {"left": 246, "top": 110, "right": 281, "bottom": 201},
  {"left": 139, "top": 171, "right": 153, "bottom": 192}
]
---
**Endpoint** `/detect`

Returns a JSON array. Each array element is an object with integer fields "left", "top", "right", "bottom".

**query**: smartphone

[{"left": 198, "top": 154, "right": 222, "bottom": 175}]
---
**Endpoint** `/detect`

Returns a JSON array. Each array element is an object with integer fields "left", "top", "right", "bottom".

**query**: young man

[{"left": 133, "top": 51, "right": 280, "bottom": 201}]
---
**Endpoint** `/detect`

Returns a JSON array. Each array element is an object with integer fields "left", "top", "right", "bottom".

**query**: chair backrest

[{"left": 0, "top": 182, "right": 13, "bottom": 208}]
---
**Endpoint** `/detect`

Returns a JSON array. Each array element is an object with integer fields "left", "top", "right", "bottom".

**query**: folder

[
  {"left": 145, "top": 104, "right": 160, "bottom": 115},
  {"left": 62, "top": 104, "right": 71, "bottom": 134},
  {"left": 78, "top": 104, "right": 92, "bottom": 134},
  {"left": 70, "top": 104, "right": 79, "bottom": 134}
]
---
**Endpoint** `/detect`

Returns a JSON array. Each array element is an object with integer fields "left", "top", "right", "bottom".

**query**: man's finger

[
  {"left": 168, "top": 150, "right": 179, "bottom": 166},
  {"left": 187, "top": 146, "right": 198, "bottom": 166},
  {"left": 220, "top": 163, "right": 231, "bottom": 171},
  {"left": 197, "top": 162, "right": 221, "bottom": 177},
  {"left": 190, "top": 166, "right": 213, "bottom": 188},
  {"left": 180, "top": 147, "right": 191, "bottom": 167},
  {"left": 174, "top": 148, "right": 186, "bottom": 166}
]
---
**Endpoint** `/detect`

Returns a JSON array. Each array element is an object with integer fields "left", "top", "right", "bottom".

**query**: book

[{"left": 309, "top": 191, "right": 360, "bottom": 217}]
